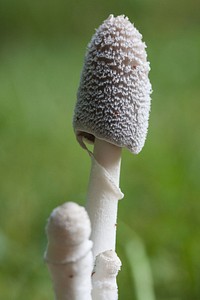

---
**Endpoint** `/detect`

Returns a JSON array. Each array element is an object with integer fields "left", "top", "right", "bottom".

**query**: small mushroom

[
  {"left": 73, "top": 15, "right": 152, "bottom": 258},
  {"left": 92, "top": 250, "right": 122, "bottom": 300},
  {"left": 44, "top": 202, "right": 93, "bottom": 300}
]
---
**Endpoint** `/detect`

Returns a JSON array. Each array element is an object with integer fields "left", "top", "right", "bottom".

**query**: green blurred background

[{"left": 0, "top": 0, "right": 200, "bottom": 299}]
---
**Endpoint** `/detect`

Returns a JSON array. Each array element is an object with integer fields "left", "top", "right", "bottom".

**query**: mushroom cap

[
  {"left": 46, "top": 202, "right": 91, "bottom": 246},
  {"left": 73, "top": 15, "right": 152, "bottom": 154},
  {"left": 45, "top": 202, "right": 92, "bottom": 263}
]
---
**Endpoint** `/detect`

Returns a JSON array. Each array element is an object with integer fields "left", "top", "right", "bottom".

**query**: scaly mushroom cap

[{"left": 73, "top": 15, "right": 152, "bottom": 154}]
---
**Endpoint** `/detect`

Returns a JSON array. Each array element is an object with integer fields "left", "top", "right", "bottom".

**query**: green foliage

[{"left": 0, "top": 0, "right": 200, "bottom": 299}]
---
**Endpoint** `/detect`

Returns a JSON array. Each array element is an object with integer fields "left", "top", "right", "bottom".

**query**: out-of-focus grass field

[{"left": 0, "top": 0, "right": 200, "bottom": 299}]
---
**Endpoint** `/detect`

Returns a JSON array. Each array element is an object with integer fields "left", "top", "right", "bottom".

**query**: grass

[{"left": 0, "top": 6, "right": 200, "bottom": 299}]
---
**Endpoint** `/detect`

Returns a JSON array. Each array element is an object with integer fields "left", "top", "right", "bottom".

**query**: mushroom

[
  {"left": 73, "top": 15, "right": 152, "bottom": 259},
  {"left": 44, "top": 202, "right": 93, "bottom": 300},
  {"left": 92, "top": 250, "right": 122, "bottom": 300}
]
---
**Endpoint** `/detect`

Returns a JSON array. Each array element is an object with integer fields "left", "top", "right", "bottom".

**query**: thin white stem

[
  {"left": 93, "top": 138, "right": 122, "bottom": 186},
  {"left": 44, "top": 202, "right": 93, "bottom": 300},
  {"left": 92, "top": 250, "right": 122, "bottom": 300},
  {"left": 86, "top": 138, "right": 124, "bottom": 259}
]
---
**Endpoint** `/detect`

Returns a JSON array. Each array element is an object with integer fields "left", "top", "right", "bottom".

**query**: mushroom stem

[
  {"left": 86, "top": 138, "right": 124, "bottom": 259},
  {"left": 93, "top": 138, "right": 122, "bottom": 186}
]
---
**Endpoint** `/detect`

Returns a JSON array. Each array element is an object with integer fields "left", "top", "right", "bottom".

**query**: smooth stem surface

[
  {"left": 47, "top": 253, "right": 93, "bottom": 300},
  {"left": 93, "top": 138, "right": 122, "bottom": 186},
  {"left": 86, "top": 138, "right": 123, "bottom": 259}
]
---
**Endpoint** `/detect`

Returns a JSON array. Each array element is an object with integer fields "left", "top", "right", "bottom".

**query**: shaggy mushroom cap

[
  {"left": 45, "top": 202, "right": 93, "bottom": 263},
  {"left": 73, "top": 14, "right": 152, "bottom": 154},
  {"left": 46, "top": 202, "right": 91, "bottom": 246}
]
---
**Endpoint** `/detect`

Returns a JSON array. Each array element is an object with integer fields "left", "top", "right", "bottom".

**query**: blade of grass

[{"left": 118, "top": 221, "right": 156, "bottom": 300}]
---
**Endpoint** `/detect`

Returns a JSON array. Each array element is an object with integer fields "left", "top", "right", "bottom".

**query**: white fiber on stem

[
  {"left": 92, "top": 250, "right": 122, "bottom": 300},
  {"left": 44, "top": 202, "right": 93, "bottom": 300},
  {"left": 86, "top": 138, "right": 124, "bottom": 259}
]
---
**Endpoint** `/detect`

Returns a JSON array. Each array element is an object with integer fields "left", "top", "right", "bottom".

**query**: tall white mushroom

[{"left": 73, "top": 14, "right": 152, "bottom": 259}]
